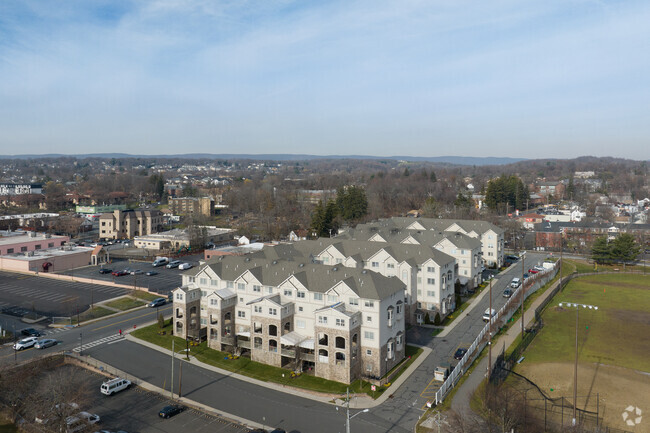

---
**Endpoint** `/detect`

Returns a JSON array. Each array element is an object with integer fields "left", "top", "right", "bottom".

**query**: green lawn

[
  {"left": 104, "top": 297, "right": 147, "bottom": 311},
  {"left": 132, "top": 291, "right": 162, "bottom": 302},
  {"left": 522, "top": 274, "right": 650, "bottom": 371},
  {"left": 132, "top": 322, "right": 423, "bottom": 397}
]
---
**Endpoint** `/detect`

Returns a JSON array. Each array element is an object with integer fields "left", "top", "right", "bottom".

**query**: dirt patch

[{"left": 517, "top": 362, "right": 650, "bottom": 432}]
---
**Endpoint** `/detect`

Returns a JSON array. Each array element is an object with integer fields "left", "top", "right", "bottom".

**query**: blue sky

[{"left": 1, "top": 0, "right": 649, "bottom": 159}]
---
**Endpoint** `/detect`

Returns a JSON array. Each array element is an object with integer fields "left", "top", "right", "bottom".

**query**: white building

[{"left": 173, "top": 255, "right": 406, "bottom": 383}]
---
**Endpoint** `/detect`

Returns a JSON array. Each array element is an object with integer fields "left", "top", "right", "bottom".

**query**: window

[
  {"left": 387, "top": 263, "right": 395, "bottom": 269},
  {"left": 211, "top": 279, "right": 218, "bottom": 286},
  {"left": 201, "top": 290, "right": 207, "bottom": 297},
  {"left": 323, "top": 257, "right": 329, "bottom": 264},
  {"left": 269, "top": 308, "right": 277, "bottom": 315},
  {"left": 427, "top": 291, "right": 435, "bottom": 297},
  {"left": 176, "top": 293, "right": 183, "bottom": 300},
  {"left": 427, "top": 266, "right": 435, "bottom": 272},
  {"left": 335, "top": 258, "right": 343, "bottom": 264},
  {"left": 297, "top": 319, "right": 306, "bottom": 329},
  {"left": 396, "top": 303, "right": 402, "bottom": 314},
  {"left": 210, "top": 299, "right": 218, "bottom": 306},
  {"left": 35, "top": 244, "right": 41, "bottom": 250},
  {"left": 349, "top": 298, "right": 359, "bottom": 306},
  {"left": 336, "top": 318, "right": 345, "bottom": 326},
  {"left": 366, "top": 349, "right": 372, "bottom": 355},
  {"left": 20, "top": 246, "right": 27, "bottom": 252},
  {"left": 200, "top": 318, "right": 206, "bottom": 325},
  {"left": 266, "top": 286, "right": 273, "bottom": 294},
  {"left": 371, "top": 261, "right": 379, "bottom": 268},
  {"left": 237, "top": 283, "right": 246, "bottom": 291},
  {"left": 313, "top": 293, "right": 323, "bottom": 301},
  {"left": 254, "top": 306, "right": 262, "bottom": 313},
  {"left": 298, "top": 306, "right": 303, "bottom": 312},
  {"left": 366, "top": 364, "right": 373, "bottom": 372},
  {"left": 462, "top": 259, "right": 466, "bottom": 264},
  {"left": 427, "top": 278, "right": 435, "bottom": 285},
  {"left": 238, "top": 311, "right": 246, "bottom": 318},
  {"left": 199, "top": 278, "right": 207, "bottom": 285},
  {"left": 364, "top": 300, "right": 374, "bottom": 308},
  {"left": 297, "top": 291, "right": 305, "bottom": 298},
  {"left": 188, "top": 277, "right": 196, "bottom": 283},
  {"left": 7, "top": 248, "right": 14, "bottom": 254},
  {"left": 366, "top": 316, "right": 372, "bottom": 323},
  {"left": 318, "top": 316, "right": 328, "bottom": 324},
  {"left": 226, "top": 281, "right": 234, "bottom": 288},
  {"left": 48, "top": 243, "right": 54, "bottom": 248},
  {"left": 284, "top": 289, "right": 293, "bottom": 297},
  {"left": 364, "top": 331, "right": 374, "bottom": 340},
  {"left": 327, "top": 294, "right": 338, "bottom": 303}
]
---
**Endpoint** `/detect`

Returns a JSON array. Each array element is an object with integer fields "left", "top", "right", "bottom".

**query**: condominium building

[
  {"left": 172, "top": 255, "right": 406, "bottom": 383},
  {"left": 347, "top": 217, "right": 505, "bottom": 268},
  {"left": 98, "top": 209, "right": 163, "bottom": 239}
]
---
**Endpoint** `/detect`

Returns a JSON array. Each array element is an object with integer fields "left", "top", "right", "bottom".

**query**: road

[{"left": 1, "top": 253, "right": 547, "bottom": 432}]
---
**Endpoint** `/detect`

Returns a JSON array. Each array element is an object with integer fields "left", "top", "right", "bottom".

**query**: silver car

[{"left": 35, "top": 338, "right": 58, "bottom": 349}]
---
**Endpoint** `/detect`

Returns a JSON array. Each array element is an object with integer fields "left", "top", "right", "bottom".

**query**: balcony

[
  {"left": 239, "top": 340, "right": 251, "bottom": 349},
  {"left": 281, "top": 348, "right": 296, "bottom": 358}
]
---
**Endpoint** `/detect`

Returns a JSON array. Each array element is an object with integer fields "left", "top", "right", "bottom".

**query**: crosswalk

[{"left": 72, "top": 334, "right": 124, "bottom": 352}]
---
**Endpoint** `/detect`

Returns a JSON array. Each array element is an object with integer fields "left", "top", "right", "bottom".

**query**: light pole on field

[
  {"left": 520, "top": 251, "right": 526, "bottom": 338},
  {"left": 558, "top": 302, "right": 599, "bottom": 427}
]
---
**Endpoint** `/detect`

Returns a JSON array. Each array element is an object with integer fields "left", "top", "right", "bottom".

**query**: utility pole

[
  {"left": 488, "top": 278, "right": 492, "bottom": 379},
  {"left": 171, "top": 340, "right": 175, "bottom": 399},
  {"left": 79, "top": 332, "right": 83, "bottom": 356},
  {"left": 520, "top": 251, "right": 526, "bottom": 338}
]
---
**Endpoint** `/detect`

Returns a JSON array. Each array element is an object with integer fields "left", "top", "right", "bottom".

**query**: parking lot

[
  {"left": 56, "top": 254, "right": 205, "bottom": 297},
  {"left": 22, "top": 363, "right": 251, "bottom": 433},
  {"left": 0, "top": 271, "right": 130, "bottom": 317}
]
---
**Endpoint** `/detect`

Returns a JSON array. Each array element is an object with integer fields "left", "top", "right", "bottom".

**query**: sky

[{"left": 0, "top": 0, "right": 649, "bottom": 160}]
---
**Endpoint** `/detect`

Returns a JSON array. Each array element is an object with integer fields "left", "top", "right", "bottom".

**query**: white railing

[{"left": 434, "top": 261, "right": 559, "bottom": 405}]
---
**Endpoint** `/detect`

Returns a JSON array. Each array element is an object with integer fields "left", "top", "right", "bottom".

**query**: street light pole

[
  {"left": 559, "top": 302, "right": 599, "bottom": 426},
  {"left": 488, "top": 278, "right": 492, "bottom": 378},
  {"left": 79, "top": 332, "right": 83, "bottom": 356},
  {"left": 344, "top": 388, "right": 369, "bottom": 433}
]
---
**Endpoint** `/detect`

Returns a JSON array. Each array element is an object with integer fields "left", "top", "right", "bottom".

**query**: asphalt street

[{"left": 0, "top": 252, "right": 548, "bottom": 432}]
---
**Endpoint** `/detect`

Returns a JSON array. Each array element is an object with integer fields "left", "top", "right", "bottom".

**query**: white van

[
  {"left": 100, "top": 377, "right": 131, "bottom": 396},
  {"left": 152, "top": 257, "right": 169, "bottom": 267},
  {"left": 482, "top": 308, "right": 496, "bottom": 322},
  {"left": 510, "top": 278, "right": 521, "bottom": 288}
]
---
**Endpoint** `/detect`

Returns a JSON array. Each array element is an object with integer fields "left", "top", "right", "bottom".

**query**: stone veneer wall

[
  {"left": 206, "top": 304, "right": 235, "bottom": 350},
  {"left": 250, "top": 315, "right": 283, "bottom": 367}
]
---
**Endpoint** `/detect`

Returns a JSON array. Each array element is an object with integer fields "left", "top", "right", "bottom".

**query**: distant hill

[{"left": 0, "top": 153, "right": 526, "bottom": 166}]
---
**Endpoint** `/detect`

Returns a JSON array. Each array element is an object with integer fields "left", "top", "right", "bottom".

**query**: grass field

[
  {"left": 104, "top": 296, "right": 146, "bottom": 311},
  {"left": 523, "top": 274, "right": 649, "bottom": 372},
  {"left": 516, "top": 273, "right": 650, "bottom": 431}
]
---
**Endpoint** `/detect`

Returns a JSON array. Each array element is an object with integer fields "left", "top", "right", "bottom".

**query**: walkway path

[{"left": 450, "top": 276, "right": 562, "bottom": 415}]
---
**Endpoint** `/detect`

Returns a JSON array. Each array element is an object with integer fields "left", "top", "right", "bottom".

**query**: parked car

[
  {"left": 503, "top": 289, "right": 513, "bottom": 298},
  {"left": 14, "top": 336, "right": 38, "bottom": 350},
  {"left": 158, "top": 404, "right": 184, "bottom": 418},
  {"left": 482, "top": 308, "right": 497, "bottom": 322},
  {"left": 76, "top": 412, "right": 100, "bottom": 424},
  {"left": 98, "top": 268, "right": 112, "bottom": 274},
  {"left": 453, "top": 348, "right": 467, "bottom": 360},
  {"left": 528, "top": 268, "right": 539, "bottom": 274},
  {"left": 35, "top": 339, "right": 58, "bottom": 349},
  {"left": 145, "top": 271, "right": 158, "bottom": 276},
  {"left": 166, "top": 260, "right": 181, "bottom": 269},
  {"left": 100, "top": 377, "right": 131, "bottom": 396},
  {"left": 148, "top": 298, "right": 166, "bottom": 308},
  {"left": 21, "top": 328, "right": 41, "bottom": 337},
  {"left": 510, "top": 278, "right": 521, "bottom": 288},
  {"left": 130, "top": 269, "right": 143, "bottom": 275},
  {"left": 533, "top": 265, "right": 545, "bottom": 271},
  {"left": 178, "top": 263, "right": 193, "bottom": 270},
  {"left": 152, "top": 257, "right": 169, "bottom": 267},
  {"left": 111, "top": 270, "right": 128, "bottom": 277}
]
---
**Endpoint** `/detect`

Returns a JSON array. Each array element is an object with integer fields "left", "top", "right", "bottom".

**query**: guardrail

[{"left": 434, "top": 261, "right": 560, "bottom": 405}]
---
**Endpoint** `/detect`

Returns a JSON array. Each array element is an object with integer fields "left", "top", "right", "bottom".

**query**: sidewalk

[{"left": 450, "top": 277, "right": 561, "bottom": 415}]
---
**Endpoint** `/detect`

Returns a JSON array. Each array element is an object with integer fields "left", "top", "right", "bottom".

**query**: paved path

[{"left": 450, "top": 276, "right": 562, "bottom": 415}]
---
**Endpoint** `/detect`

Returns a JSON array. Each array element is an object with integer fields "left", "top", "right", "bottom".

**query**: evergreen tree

[
  {"left": 591, "top": 236, "right": 611, "bottom": 264},
  {"left": 610, "top": 233, "right": 641, "bottom": 263},
  {"left": 335, "top": 186, "right": 368, "bottom": 222},
  {"left": 485, "top": 175, "right": 529, "bottom": 213},
  {"left": 430, "top": 171, "right": 437, "bottom": 183}
]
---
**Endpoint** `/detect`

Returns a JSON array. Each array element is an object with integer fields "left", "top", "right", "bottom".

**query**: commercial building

[
  {"left": 0, "top": 183, "right": 42, "bottom": 195},
  {"left": 0, "top": 231, "right": 69, "bottom": 256},
  {"left": 173, "top": 255, "right": 406, "bottom": 383},
  {"left": 134, "top": 227, "right": 234, "bottom": 251},
  {"left": 98, "top": 209, "right": 163, "bottom": 239},
  {"left": 169, "top": 197, "right": 215, "bottom": 217},
  {"left": 0, "top": 244, "right": 93, "bottom": 273}
]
